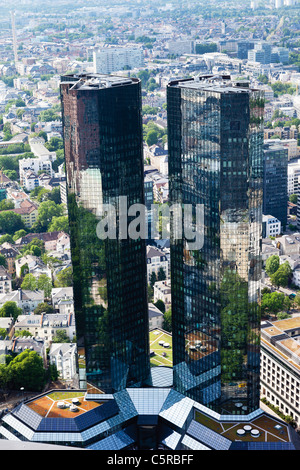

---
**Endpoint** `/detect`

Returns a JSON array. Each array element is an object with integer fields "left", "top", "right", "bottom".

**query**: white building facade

[
  {"left": 93, "top": 46, "right": 144, "bottom": 74},
  {"left": 261, "top": 317, "right": 300, "bottom": 428},
  {"left": 263, "top": 215, "right": 282, "bottom": 237},
  {"left": 49, "top": 342, "right": 77, "bottom": 381}
]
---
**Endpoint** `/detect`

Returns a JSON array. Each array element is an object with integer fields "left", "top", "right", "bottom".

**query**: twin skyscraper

[{"left": 60, "top": 73, "right": 264, "bottom": 417}]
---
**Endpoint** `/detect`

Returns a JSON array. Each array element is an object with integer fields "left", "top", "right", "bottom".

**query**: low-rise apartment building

[
  {"left": 148, "top": 303, "right": 164, "bottom": 330},
  {"left": 49, "top": 342, "right": 77, "bottom": 381},
  {"left": 153, "top": 279, "right": 171, "bottom": 307},
  {"left": 146, "top": 246, "right": 169, "bottom": 283},
  {"left": 14, "top": 312, "right": 76, "bottom": 346},
  {"left": 261, "top": 316, "right": 300, "bottom": 427},
  {"left": 263, "top": 215, "right": 282, "bottom": 238},
  {"left": 0, "top": 289, "right": 44, "bottom": 313},
  {"left": 0, "top": 266, "right": 12, "bottom": 295}
]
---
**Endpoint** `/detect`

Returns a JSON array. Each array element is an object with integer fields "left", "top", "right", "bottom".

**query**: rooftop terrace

[
  {"left": 61, "top": 72, "right": 138, "bottom": 90},
  {"left": 26, "top": 390, "right": 102, "bottom": 419}
]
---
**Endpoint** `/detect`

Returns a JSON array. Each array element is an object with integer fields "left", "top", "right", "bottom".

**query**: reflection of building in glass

[
  {"left": 2, "top": 74, "right": 299, "bottom": 452},
  {"left": 60, "top": 73, "right": 150, "bottom": 393},
  {"left": 263, "top": 141, "right": 288, "bottom": 229},
  {"left": 167, "top": 75, "right": 264, "bottom": 415}
]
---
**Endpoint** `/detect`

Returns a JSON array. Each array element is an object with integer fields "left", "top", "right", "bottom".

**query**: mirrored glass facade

[
  {"left": 263, "top": 141, "right": 288, "bottom": 229},
  {"left": 60, "top": 73, "right": 150, "bottom": 393},
  {"left": 167, "top": 76, "right": 264, "bottom": 415}
]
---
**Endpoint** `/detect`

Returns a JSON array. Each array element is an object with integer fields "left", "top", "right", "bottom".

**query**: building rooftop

[
  {"left": 261, "top": 317, "right": 300, "bottom": 369},
  {"left": 169, "top": 75, "right": 257, "bottom": 94},
  {"left": 61, "top": 73, "right": 138, "bottom": 90},
  {"left": 0, "top": 386, "right": 297, "bottom": 450},
  {"left": 26, "top": 390, "right": 103, "bottom": 420},
  {"left": 148, "top": 303, "right": 164, "bottom": 319}
]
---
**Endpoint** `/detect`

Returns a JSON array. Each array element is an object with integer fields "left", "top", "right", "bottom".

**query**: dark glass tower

[
  {"left": 168, "top": 76, "right": 264, "bottom": 415},
  {"left": 263, "top": 140, "right": 288, "bottom": 229},
  {"left": 60, "top": 73, "right": 150, "bottom": 392}
]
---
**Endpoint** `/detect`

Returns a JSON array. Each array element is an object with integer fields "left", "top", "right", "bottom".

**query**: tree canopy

[
  {"left": 261, "top": 291, "right": 289, "bottom": 315},
  {"left": 0, "top": 301, "right": 22, "bottom": 321},
  {"left": 54, "top": 266, "right": 73, "bottom": 287},
  {"left": 21, "top": 273, "right": 38, "bottom": 291},
  {"left": 1, "top": 350, "right": 46, "bottom": 391},
  {"left": 37, "top": 274, "right": 52, "bottom": 298},
  {"left": 33, "top": 200, "right": 64, "bottom": 232},
  {"left": 270, "top": 262, "right": 292, "bottom": 288},
  {"left": 163, "top": 308, "right": 172, "bottom": 332},
  {"left": 0, "top": 211, "right": 25, "bottom": 235},
  {"left": 265, "top": 255, "right": 280, "bottom": 276}
]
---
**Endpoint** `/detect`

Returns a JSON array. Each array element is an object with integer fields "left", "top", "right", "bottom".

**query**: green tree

[
  {"left": 0, "top": 328, "right": 7, "bottom": 338},
  {"left": 289, "top": 194, "right": 298, "bottom": 204},
  {"left": 37, "top": 130, "right": 47, "bottom": 141},
  {"left": 195, "top": 42, "right": 217, "bottom": 54},
  {"left": 36, "top": 188, "right": 51, "bottom": 202},
  {"left": 15, "top": 108, "right": 24, "bottom": 119},
  {"left": 265, "top": 255, "right": 280, "bottom": 276},
  {"left": 34, "top": 200, "right": 64, "bottom": 232},
  {"left": 22, "top": 244, "right": 42, "bottom": 257},
  {"left": 0, "top": 362, "right": 11, "bottom": 389},
  {"left": 163, "top": 308, "right": 172, "bottom": 332},
  {"left": 48, "top": 216, "right": 69, "bottom": 233},
  {"left": 157, "top": 267, "right": 166, "bottom": 281},
  {"left": 52, "top": 329, "right": 69, "bottom": 343},
  {"left": 147, "top": 284, "right": 154, "bottom": 302},
  {"left": 261, "top": 287, "right": 271, "bottom": 295},
  {"left": 37, "top": 274, "right": 52, "bottom": 298},
  {"left": 271, "top": 81, "right": 296, "bottom": 97},
  {"left": 0, "top": 301, "right": 22, "bottom": 321},
  {"left": 150, "top": 271, "right": 157, "bottom": 288},
  {"left": 277, "top": 312, "right": 291, "bottom": 320},
  {"left": 142, "top": 105, "right": 159, "bottom": 115},
  {"left": 52, "top": 148, "right": 65, "bottom": 173},
  {"left": 20, "top": 238, "right": 45, "bottom": 257},
  {"left": 0, "top": 254, "right": 7, "bottom": 268},
  {"left": 0, "top": 200, "right": 14, "bottom": 211},
  {"left": 3, "top": 170, "right": 17, "bottom": 181},
  {"left": 15, "top": 98, "right": 26, "bottom": 107},
  {"left": 47, "top": 363, "right": 59, "bottom": 381},
  {"left": 261, "top": 291, "right": 286, "bottom": 315},
  {"left": 0, "top": 211, "right": 25, "bottom": 234},
  {"left": 39, "top": 108, "right": 61, "bottom": 122},
  {"left": 258, "top": 74, "right": 269, "bottom": 84},
  {"left": 294, "top": 294, "right": 300, "bottom": 308},
  {"left": 21, "top": 273, "right": 38, "bottom": 291},
  {"left": 30, "top": 186, "right": 44, "bottom": 199},
  {"left": 33, "top": 302, "right": 54, "bottom": 315},
  {"left": 45, "top": 137, "right": 64, "bottom": 152},
  {"left": 0, "top": 234, "right": 14, "bottom": 244},
  {"left": 270, "top": 262, "right": 292, "bottom": 288},
  {"left": 146, "top": 129, "right": 159, "bottom": 146},
  {"left": 7, "top": 350, "right": 46, "bottom": 391},
  {"left": 47, "top": 187, "right": 62, "bottom": 205},
  {"left": 54, "top": 266, "right": 73, "bottom": 287},
  {"left": 13, "top": 229, "right": 27, "bottom": 242},
  {"left": 42, "top": 254, "right": 62, "bottom": 272},
  {"left": 14, "top": 330, "right": 33, "bottom": 337}
]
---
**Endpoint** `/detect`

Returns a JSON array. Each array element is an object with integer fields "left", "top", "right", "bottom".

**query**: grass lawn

[
  {"left": 47, "top": 391, "right": 85, "bottom": 401},
  {"left": 149, "top": 329, "right": 173, "bottom": 367}
]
